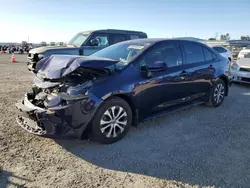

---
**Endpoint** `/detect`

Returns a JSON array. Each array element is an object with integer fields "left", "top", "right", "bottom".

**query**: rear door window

[
  {"left": 111, "top": 34, "right": 127, "bottom": 44},
  {"left": 88, "top": 33, "right": 109, "bottom": 46},
  {"left": 130, "top": 35, "right": 140, "bottom": 40},
  {"left": 183, "top": 42, "right": 205, "bottom": 64},
  {"left": 212, "top": 47, "right": 227, "bottom": 53}
]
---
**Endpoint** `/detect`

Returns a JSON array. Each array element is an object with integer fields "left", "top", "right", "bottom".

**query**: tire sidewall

[{"left": 91, "top": 97, "right": 132, "bottom": 144}]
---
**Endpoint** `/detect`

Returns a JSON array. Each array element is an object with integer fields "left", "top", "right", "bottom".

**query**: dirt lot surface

[{"left": 0, "top": 54, "right": 250, "bottom": 188}]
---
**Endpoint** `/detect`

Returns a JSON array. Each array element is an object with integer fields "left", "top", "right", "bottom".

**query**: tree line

[{"left": 208, "top": 34, "right": 250, "bottom": 41}]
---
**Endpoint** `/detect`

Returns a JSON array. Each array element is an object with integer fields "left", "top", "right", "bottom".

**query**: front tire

[
  {"left": 206, "top": 79, "right": 226, "bottom": 107},
  {"left": 90, "top": 97, "right": 132, "bottom": 144}
]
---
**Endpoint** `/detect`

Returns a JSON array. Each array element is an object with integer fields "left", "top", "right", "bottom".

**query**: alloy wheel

[
  {"left": 100, "top": 106, "right": 128, "bottom": 138},
  {"left": 213, "top": 83, "right": 225, "bottom": 104}
]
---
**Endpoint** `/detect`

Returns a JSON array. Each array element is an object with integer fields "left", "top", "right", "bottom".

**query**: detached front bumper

[
  {"left": 27, "top": 58, "right": 36, "bottom": 72},
  {"left": 231, "top": 70, "right": 250, "bottom": 83},
  {"left": 27, "top": 53, "right": 42, "bottom": 72},
  {"left": 15, "top": 93, "right": 103, "bottom": 138}
]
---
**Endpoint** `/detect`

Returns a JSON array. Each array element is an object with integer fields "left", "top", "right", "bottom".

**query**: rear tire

[
  {"left": 206, "top": 79, "right": 226, "bottom": 107},
  {"left": 90, "top": 97, "right": 132, "bottom": 144}
]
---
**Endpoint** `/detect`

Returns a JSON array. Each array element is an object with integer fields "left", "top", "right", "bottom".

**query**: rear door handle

[
  {"left": 179, "top": 71, "right": 188, "bottom": 76},
  {"left": 208, "top": 65, "right": 215, "bottom": 70}
]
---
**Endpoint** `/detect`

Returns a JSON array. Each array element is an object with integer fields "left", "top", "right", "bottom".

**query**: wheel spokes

[
  {"left": 100, "top": 119, "right": 112, "bottom": 125},
  {"left": 115, "top": 106, "right": 123, "bottom": 119},
  {"left": 104, "top": 110, "right": 112, "bottom": 120},
  {"left": 106, "top": 125, "right": 114, "bottom": 138},
  {"left": 116, "top": 120, "right": 127, "bottom": 126},
  {"left": 101, "top": 123, "right": 112, "bottom": 133},
  {"left": 100, "top": 105, "right": 128, "bottom": 138},
  {"left": 214, "top": 84, "right": 225, "bottom": 104},
  {"left": 116, "top": 112, "right": 127, "bottom": 121},
  {"left": 110, "top": 106, "right": 116, "bottom": 119},
  {"left": 115, "top": 123, "right": 124, "bottom": 132}
]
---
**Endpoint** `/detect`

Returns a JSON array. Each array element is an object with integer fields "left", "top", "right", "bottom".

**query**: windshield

[
  {"left": 67, "top": 33, "right": 89, "bottom": 47},
  {"left": 90, "top": 41, "right": 152, "bottom": 65},
  {"left": 245, "top": 53, "right": 250, "bottom": 58}
]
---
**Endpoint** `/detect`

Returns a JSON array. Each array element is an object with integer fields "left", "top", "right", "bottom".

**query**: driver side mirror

[
  {"left": 147, "top": 61, "right": 167, "bottom": 70},
  {"left": 89, "top": 38, "right": 99, "bottom": 46},
  {"left": 140, "top": 61, "right": 168, "bottom": 78}
]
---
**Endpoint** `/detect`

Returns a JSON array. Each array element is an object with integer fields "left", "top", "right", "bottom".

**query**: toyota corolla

[{"left": 16, "top": 39, "right": 231, "bottom": 144}]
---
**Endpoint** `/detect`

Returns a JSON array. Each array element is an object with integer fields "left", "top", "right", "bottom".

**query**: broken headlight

[
  {"left": 66, "top": 81, "right": 92, "bottom": 96},
  {"left": 230, "top": 62, "right": 240, "bottom": 70},
  {"left": 38, "top": 54, "right": 44, "bottom": 59}
]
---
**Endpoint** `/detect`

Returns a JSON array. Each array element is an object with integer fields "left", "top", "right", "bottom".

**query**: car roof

[
  {"left": 212, "top": 46, "right": 227, "bottom": 48},
  {"left": 80, "top": 29, "right": 147, "bottom": 35},
  {"left": 115, "top": 38, "right": 207, "bottom": 45}
]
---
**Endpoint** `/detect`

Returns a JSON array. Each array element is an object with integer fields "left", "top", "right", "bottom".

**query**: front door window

[{"left": 88, "top": 34, "right": 109, "bottom": 46}]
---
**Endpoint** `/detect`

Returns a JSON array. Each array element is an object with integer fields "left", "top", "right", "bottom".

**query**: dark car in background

[
  {"left": 16, "top": 39, "right": 230, "bottom": 144},
  {"left": 27, "top": 29, "right": 147, "bottom": 72}
]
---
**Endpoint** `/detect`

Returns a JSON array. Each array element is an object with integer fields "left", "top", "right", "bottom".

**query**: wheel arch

[
  {"left": 108, "top": 94, "right": 139, "bottom": 127},
  {"left": 81, "top": 93, "right": 139, "bottom": 139}
]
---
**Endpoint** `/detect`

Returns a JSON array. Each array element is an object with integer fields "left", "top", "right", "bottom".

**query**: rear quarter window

[{"left": 213, "top": 47, "right": 227, "bottom": 53}]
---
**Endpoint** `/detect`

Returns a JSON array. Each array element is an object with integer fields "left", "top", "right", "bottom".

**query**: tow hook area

[
  {"left": 16, "top": 115, "right": 46, "bottom": 135},
  {"left": 15, "top": 100, "right": 47, "bottom": 135}
]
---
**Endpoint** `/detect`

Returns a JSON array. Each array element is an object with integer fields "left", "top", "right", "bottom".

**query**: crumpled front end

[
  {"left": 16, "top": 93, "right": 103, "bottom": 138},
  {"left": 16, "top": 87, "right": 103, "bottom": 138},
  {"left": 15, "top": 68, "right": 106, "bottom": 138},
  {"left": 16, "top": 54, "right": 117, "bottom": 138}
]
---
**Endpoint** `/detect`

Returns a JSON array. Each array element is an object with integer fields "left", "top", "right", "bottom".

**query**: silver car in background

[{"left": 231, "top": 53, "right": 250, "bottom": 83}]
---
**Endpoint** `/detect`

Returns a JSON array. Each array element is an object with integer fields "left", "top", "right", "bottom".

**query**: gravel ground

[{"left": 0, "top": 54, "right": 250, "bottom": 188}]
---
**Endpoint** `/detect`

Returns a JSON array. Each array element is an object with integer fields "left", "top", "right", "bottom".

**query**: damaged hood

[
  {"left": 29, "top": 46, "right": 75, "bottom": 54},
  {"left": 36, "top": 55, "right": 119, "bottom": 80},
  {"left": 237, "top": 58, "right": 250, "bottom": 68}
]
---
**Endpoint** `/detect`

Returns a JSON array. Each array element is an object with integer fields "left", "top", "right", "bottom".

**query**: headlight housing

[
  {"left": 66, "top": 81, "right": 92, "bottom": 96},
  {"left": 38, "top": 54, "right": 44, "bottom": 59},
  {"left": 56, "top": 81, "right": 92, "bottom": 100},
  {"left": 230, "top": 62, "right": 239, "bottom": 70}
]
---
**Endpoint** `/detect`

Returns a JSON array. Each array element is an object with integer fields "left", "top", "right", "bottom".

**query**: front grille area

[
  {"left": 239, "top": 67, "right": 250, "bottom": 72},
  {"left": 241, "top": 77, "right": 250, "bottom": 82}
]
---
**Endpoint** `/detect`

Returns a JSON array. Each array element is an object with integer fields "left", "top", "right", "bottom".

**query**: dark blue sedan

[{"left": 16, "top": 39, "right": 231, "bottom": 144}]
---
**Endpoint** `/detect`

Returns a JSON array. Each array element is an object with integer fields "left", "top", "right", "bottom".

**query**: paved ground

[{"left": 0, "top": 54, "right": 250, "bottom": 188}]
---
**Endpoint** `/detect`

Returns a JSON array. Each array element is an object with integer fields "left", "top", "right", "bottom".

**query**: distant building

[
  {"left": 204, "top": 40, "right": 229, "bottom": 47},
  {"left": 229, "top": 40, "right": 250, "bottom": 47}
]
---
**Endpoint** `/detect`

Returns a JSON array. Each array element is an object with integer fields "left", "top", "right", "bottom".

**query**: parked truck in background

[{"left": 27, "top": 29, "right": 148, "bottom": 72}]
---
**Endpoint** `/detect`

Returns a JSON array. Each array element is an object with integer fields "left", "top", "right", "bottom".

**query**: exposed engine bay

[{"left": 29, "top": 67, "right": 109, "bottom": 109}]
